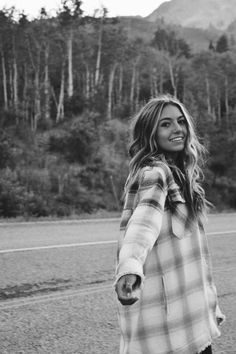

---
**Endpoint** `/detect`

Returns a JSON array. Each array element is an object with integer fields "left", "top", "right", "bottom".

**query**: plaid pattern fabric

[{"left": 115, "top": 161, "right": 224, "bottom": 354}]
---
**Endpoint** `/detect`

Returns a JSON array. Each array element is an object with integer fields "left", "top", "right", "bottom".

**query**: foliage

[
  {"left": 151, "top": 27, "right": 191, "bottom": 58},
  {"left": 216, "top": 34, "right": 229, "bottom": 53},
  {"left": 48, "top": 112, "right": 99, "bottom": 164},
  {"left": 0, "top": 5, "right": 235, "bottom": 217},
  {"left": 0, "top": 131, "right": 14, "bottom": 169}
]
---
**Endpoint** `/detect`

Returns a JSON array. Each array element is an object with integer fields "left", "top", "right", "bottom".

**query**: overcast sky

[{"left": 0, "top": 0, "right": 170, "bottom": 18}]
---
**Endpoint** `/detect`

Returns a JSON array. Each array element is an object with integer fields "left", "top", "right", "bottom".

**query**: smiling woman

[
  {"left": 114, "top": 94, "right": 225, "bottom": 354},
  {"left": 157, "top": 104, "right": 187, "bottom": 157}
]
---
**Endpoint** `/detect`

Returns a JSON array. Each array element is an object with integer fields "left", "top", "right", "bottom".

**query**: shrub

[{"left": 0, "top": 169, "right": 26, "bottom": 217}]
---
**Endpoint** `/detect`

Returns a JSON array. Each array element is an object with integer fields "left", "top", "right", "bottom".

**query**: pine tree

[{"left": 216, "top": 34, "right": 229, "bottom": 53}]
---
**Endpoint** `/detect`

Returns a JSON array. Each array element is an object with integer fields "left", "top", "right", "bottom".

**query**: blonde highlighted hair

[{"left": 126, "top": 94, "right": 208, "bottom": 218}]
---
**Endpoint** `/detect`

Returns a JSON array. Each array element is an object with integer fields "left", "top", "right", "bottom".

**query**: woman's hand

[
  {"left": 115, "top": 274, "right": 141, "bottom": 306},
  {"left": 216, "top": 305, "right": 226, "bottom": 326}
]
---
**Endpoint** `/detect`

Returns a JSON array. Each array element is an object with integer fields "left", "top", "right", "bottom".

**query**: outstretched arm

[{"left": 115, "top": 164, "right": 168, "bottom": 304}]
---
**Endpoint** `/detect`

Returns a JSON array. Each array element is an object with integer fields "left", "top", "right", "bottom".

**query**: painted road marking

[
  {"left": 0, "top": 240, "right": 117, "bottom": 254},
  {"left": 207, "top": 230, "right": 236, "bottom": 236},
  {"left": 0, "top": 284, "right": 113, "bottom": 310},
  {"left": 0, "top": 230, "right": 235, "bottom": 254},
  {"left": 0, "top": 263, "right": 235, "bottom": 309}
]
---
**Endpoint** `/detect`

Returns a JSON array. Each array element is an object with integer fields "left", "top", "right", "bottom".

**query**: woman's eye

[
  {"left": 161, "top": 122, "right": 170, "bottom": 127},
  {"left": 178, "top": 119, "right": 186, "bottom": 125}
]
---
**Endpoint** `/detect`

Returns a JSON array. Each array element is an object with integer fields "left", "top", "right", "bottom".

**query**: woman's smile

[{"left": 169, "top": 136, "right": 185, "bottom": 142}]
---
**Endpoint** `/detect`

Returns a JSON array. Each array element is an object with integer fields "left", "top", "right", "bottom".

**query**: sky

[{"left": 0, "top": 0, "right": 170, "bottom": 18}]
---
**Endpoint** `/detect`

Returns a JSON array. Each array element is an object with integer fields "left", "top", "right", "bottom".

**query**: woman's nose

[{"left": 173, "top": 121, "right": 182, "bottom": 132}]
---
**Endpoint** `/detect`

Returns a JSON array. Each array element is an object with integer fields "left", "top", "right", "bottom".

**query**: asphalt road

[
  {"left": 0, "top": 214, "right": 235, "bottom": 353},
  {"left": 0, "top": 213, "right": 235, "bottom": 252}
]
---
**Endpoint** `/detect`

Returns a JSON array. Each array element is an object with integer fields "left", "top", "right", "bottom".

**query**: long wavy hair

[{"left": 126, "top": 94, "right": 208, "bottom": 219}]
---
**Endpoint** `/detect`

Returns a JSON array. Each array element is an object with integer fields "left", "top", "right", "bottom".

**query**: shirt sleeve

[{"left": 115, "top": 164, "right": 168, "bottom": 284}]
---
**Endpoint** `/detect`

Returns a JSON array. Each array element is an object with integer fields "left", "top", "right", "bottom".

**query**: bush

[
  {"left": 49, "top": 112, "right": 100, "bottom": 164},
  {"left": 0, "top": 132, "right": 14, "bottom": 169},
  {"left": 23, "top": 193, "right": 51, "bottom": 217},
  {"left": 0, "top": 169, "right": 26, "bottom": 217}
]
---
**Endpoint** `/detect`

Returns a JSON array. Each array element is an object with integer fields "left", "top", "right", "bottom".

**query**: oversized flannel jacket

[{"left": 115, "top": 160, "right": 225, "bottom": 354}]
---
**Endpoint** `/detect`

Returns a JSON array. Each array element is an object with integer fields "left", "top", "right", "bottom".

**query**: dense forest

[{"left": 0, "top": 0, "right": 236, "bottom": 218}]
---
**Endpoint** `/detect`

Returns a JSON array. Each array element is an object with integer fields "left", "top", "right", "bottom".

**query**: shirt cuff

[{"left": 114, "top": 257, "right": 144, "bottom": 286}]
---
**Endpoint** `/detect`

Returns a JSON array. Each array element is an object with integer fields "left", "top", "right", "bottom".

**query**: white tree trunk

[
  {"left": 95, "top": 24, "right": 102, "bottom": 87},
  {"left": 135, "top": 70, "right": 140, "bottom": 110},
  {"left": 130, "top": 63, "right": 136, "bottom": 106},
  {"left": 151, "top": 67, "right": 158, "bottom": 97},
  {"left": 67, "top": 29, "right": 73, "bottom": 98},
  {"left": 84, "top": 62, "right": 90, "bottom": 99},
  {"left": 56, "top": 62, "right": 65, "bottom": 122},
  {"left": 13, "top": 58, "right": 18, "bottom": 112},
  {"left": 217, "top": 89, "right": 221, "bottom": 125},
  {"left": 13, "top": 40, "right": 18, "bottom": 113},
  {"left": 159, "top": 69, "right": 164, "bottom": 94},
  {"left": 224, "top": 75, "right": 229, "bottom": 129},
  {"left": 23, "top": 64, "right": 28, "bottom": 121},
  {"left": 44, "top": 44, "right": 50, "bottom": 122},
  {"left": 95, "top": 8, "right": 106, "bottom": 87},
  {"left": 9, "top": 66, "right": 13, "bottom": 106},
  {"left": 205, "top": 74, "right": 211, "bottom": 115},
  {"left": 168, "top": 57, "right": 177, "bottom": 97},
  {"left": 107, "top": 63, "right": 118, "bottom": 120},
  {"left": 33, "top": 69, "right": 41, "bottom": 132},
  {"left": 1, "top": 50, "right": 8, "bottom": 110},
  {"left": 118, "top": 65, "right": 123, "bottom": 105}
]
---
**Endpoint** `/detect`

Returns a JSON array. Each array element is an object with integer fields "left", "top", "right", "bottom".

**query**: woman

[{"left": 114, "top": 95, "right": 225, "bottom": 354}]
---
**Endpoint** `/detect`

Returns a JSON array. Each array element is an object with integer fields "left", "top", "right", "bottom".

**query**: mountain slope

[
  {"left": 146, "top": 0, "right": 236, "bottom": 30},
  {"left": 119, "top": 16, "right": 220, "bottom": 52}
]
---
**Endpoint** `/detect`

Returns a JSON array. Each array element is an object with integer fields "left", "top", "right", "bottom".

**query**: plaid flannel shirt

[{"left": 115, "top": 160, "right": 225, "bottom": 354}]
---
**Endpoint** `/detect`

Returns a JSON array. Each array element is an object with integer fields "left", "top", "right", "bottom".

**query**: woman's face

[{"left": 157, "top": 104, "right": 187, "bottom": 157}]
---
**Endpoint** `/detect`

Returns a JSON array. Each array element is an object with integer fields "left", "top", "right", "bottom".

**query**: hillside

[
  {"left": 119, "top": 17, "right": 220, "bottom": 52},
  {"left": 117, "top": 16, "right": 157, "bottom": 42},
  {"left": 146, "top": 0, "right": 236, "bottom": 30}
]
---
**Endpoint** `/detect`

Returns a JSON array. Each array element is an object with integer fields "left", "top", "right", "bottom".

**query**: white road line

[
  {"left": 0, "top": 240, "right": 117, "bottom": 254},
  {"left": 207, "top": 230, "right": 236, "bottom": 236},
  {"left": 0, "top": 263, "right": 235, "bottom": 309},
  {"left": 0, "top": 230, "right": 235, "bottom": 255},
  {"left": 0, "top": 284, "right": 113, "bottom": 310}
]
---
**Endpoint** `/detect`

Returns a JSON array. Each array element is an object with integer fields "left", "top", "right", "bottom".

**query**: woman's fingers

[
  {"left": 124, "top": 274, "right": 137, "bottom": 296},
  {"left": 116, "top": 274, "right": 140, "bottom": 305}
]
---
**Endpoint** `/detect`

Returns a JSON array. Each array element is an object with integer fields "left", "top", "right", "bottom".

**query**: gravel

[{"left": 0, "top": 290, "right": 119, "bottom": 354}]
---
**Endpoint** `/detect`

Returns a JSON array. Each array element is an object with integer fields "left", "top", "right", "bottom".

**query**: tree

[
  {"left": 94, "top": 7, "right": 107, "bottom": 88},
  {"left": 151, "top": 27, "right": 191, "bottom": 97},
  {"left": 0, "top": 9, "right": 14, "bottom": 112},
  {"left": 208, "top": 40, "right": 215, "bottom": 52},
  {"left": 151, "top": 27, "right": 191, "bottom": 58},
  {"left": 215, "top": 52, "right": 236, "bottom": 130},
  {"left": 216, "top": 34, "right": 229, "bottom": 53},
  {"left": 98, "top": 24, "right": 128, "bottom": 119},
  {"left": 57, "top": 0, "right": 83, "bottom": 98},
  {"left": 188, "top": 51, "right": 219, "bottom": 120}
]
